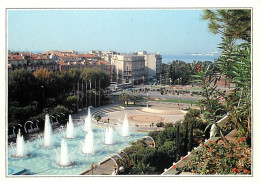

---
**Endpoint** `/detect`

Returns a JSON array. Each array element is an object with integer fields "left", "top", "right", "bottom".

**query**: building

[
  {"left": 26, "top": 54, "right": 58, "bottom": 72},
  {"left": 111, "top": 54, "right": 145, "bottom": 84},
  {"left": 8, "top": 55, "right": 27, "bottom": 68},
  {"left": 144, "top": 53, "right": 162, "bottom": 79},
  {"left": 59, "top": 59, "right": 112, "bottom": 80}
]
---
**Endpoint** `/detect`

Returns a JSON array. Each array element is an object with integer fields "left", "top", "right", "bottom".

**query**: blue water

[
  {"left": 8, "top": 124, "right": 147, "bottom": 175},
  {"left": 162, "top": 54, "right": 219, "bottom": 64}
]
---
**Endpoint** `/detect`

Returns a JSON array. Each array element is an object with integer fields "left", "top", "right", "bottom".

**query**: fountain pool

[{"left": 8, "top": 123, "right": 147, "bottom": 175}]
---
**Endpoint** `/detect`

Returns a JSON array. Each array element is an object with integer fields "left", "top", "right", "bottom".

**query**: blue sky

[{"left": 8, "top": 9, "right": 222, "bottom": 55}]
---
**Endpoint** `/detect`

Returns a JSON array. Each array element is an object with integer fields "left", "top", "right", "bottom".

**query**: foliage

[
  {"left": 51, "top": 105, "right": 69, "bottom": 116},
  {"left": 8, "top": 67, "right": 111, "bottom": 125},
  {"left": 122, "top": 117, "right": 209, "bottom": 175},
  {"left": 119, "top": 93, "right": 130, "bottom": 106},
  {"left": 8, "top": 105, "right": 38, "bottom": 126},
  {"left": 129, "top": 95, "right": 138, "bottom": 105},
  {"left": 8, "top": 68, "right": 39, "bottom": 106},
  {"left": 66, "top": 95, "right": 78, "bottom": 113},
  {"left": 154, "top": 127, "right": 176, "bottom": 147},
  {"left": 162, "top": 60, "right": 194, "bottom": 85},
  {"left": 202, "top": 10, "right": 251, "bottom": 42},
  {"left": 164, "top": 123, "right": 174, "bottom": 128},
  {"left": 182, "top": 138, "right": 251, "bottom": 174},
  {"left": 184, "top": 109, "right": 203, "bottom": 129},
  {"left": 156, "top": 122, "right": 164, "bottom": 128},
  {"left": 217, "top": 40, "right": 251, "bottom": 138},
  {"left": 183, "top": 11, "right": 252, "bottom": 175},
  {"left": 94, "top": 114, "right": 101, "bottom": 122}
]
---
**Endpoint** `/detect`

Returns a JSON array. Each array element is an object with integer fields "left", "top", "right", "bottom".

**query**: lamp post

[
  {"left": 41, "top": 85, "right": 44, "bottom": 101},
  {"left": 99, "top": 78, "right": 101, "bottom": 107},
  {"left": 147, "top": 91, "right": 149, "bottom": 108},
  {"left": 160, "top": 74, "right": 162, "bottom": 86},
  {"left": 89, "top": 77, "right": 92, "bottom": 106},
  {"left": 85, "top": 80, "right": 88, "bottom": 108},
  {"left": 95, "top": 79, "right": 97, "bottom": 108}
]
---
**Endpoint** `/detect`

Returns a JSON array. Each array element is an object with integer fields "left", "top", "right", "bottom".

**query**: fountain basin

[{"left": 8, "top": 125, "right": 147, "bottom": 175}]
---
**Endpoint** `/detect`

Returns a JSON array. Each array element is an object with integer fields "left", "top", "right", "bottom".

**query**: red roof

[
  {"left": 97, "top": 60, "right": 110, "bottom": 65},
  {"left": 8, "top": 55, "right": 25, "bottom": 61}
]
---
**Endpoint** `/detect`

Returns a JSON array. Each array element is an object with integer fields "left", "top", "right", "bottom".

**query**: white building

[
  {"left": 137, "top": 51, "right": 162, "bottom": 79},
  {"left": 144, "top": 53, "right": 162, "bottom": 78},
  {"left": 111, "top": 54, "right": 145, "bottom": 84}
]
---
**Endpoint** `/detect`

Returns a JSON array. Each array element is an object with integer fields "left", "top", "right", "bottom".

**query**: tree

[
  {"left": 202, "top": 10, "right": 251, "bottom": 42},
  {"left": 66, "top": 95, "right": 78, "bottom": 113},
  {"left": 120, "top": 93, "right": 130, "bottom": 106},
  {"left": 8, "top": 68, "right": 39, "bottom": 106},
  {"left": 129, "top": 95, "right": 138, "bottom": 105}
]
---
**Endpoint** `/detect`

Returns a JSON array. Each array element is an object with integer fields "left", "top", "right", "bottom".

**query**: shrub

[
  {"left": 182, "top": 138, "right": 251, "bottom": 175},
  {"left": 164, "top": 123, "right": 174, "bottom": 128},
  {"left": 94, "top": 114, "right": 101, "bottom": 121},
  {"left": 156, "top": 122, "right": 164, "bottom": 127}
]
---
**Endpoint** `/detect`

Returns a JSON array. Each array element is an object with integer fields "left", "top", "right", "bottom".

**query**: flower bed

[{"left": 181, "top": 136, "right": 251, "bottom": 175}]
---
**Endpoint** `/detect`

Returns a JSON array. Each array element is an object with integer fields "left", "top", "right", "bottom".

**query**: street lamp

[
  {"left": 85, "top": 80, "right": 88, "bottom": 108},
  {"left": 160, "top": 74, "right": 162, "bottom": 86},
  {"left": 41, "top": 85, "right": 44, "bottom": 101},
  {"left": 89, "top": 77, "right": 92, "bottom": 107},
  {"left": 99, "top": 79, "right": 101, "bottom": 107},
  {"left": 147, "top": 91, "right": 149, "bottom": 108}
]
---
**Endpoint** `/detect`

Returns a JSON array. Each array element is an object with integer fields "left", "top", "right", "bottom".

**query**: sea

[{"left": 162, "top": 54, "right": 220, "bottom": 64}]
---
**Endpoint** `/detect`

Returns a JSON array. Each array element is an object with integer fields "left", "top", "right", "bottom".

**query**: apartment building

[
  {"left": 138, "top": 51, "right": 162, "bottom": 79},
  {"left": 59, "top": 60, "right": 112, "bottom": 80},
  {"left": 111, "top": 54, "right": 145, "bottom": 84}
]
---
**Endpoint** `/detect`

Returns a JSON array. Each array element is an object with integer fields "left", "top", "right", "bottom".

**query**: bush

[
  {"left": 51, "top": 105, "right": 69, "bottom": 116},
  {"left": 164, "top": 123, "right": 174, "bottom": 128},
  {"left": 156, "top": 122, "right": 164, "bottom": 127},
  {"left": 155, "top": 127, "right": 176, "bottom": 147},
  {"left": 94, "top": 114, "right": 101, "bottom": 121},
  {"left": 182, "top": 138, "right": 251, "bottom": 175}
]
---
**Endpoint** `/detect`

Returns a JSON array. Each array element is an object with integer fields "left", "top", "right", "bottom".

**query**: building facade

[
  {"left": 111, "top": 54, "right": 145, "bottom": 84},
  {"left": 144, "top": 54, "right": 162, "bottom": 78}
]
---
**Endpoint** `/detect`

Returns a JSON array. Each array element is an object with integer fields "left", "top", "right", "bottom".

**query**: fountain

[
  {"left": 105, "top": 127, "right": 114, "bottom": 145},
  {"left": 82, "top": 130, "right": 95, "bottom": 155},
  {"left": 11, "top": 129, "right": 29, "bottom": 158},
  {"left": 83, "top": 107, "right": 92, "bottom": 132},
  {"left": 66, "top": 115, "right": 75, "bottom": 139},
  {"left": 122, "top": 113, "right": 130, "bottom": 137},
  {"left": 43, "top": 114, "right": 54, "bottom": 147},
  {"left": 58, "top": 139, "right": 73, "bottom": 167},
  {"left": 8, "top": 111, "right": 147, "bottom": 175}
]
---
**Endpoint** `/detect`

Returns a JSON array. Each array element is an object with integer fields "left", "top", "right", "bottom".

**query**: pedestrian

[{"left": 108, "top": 118, "right": 109, "bottom": 123}]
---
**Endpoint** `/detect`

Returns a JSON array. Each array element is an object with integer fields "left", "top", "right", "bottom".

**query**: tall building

[{"left": 111, "top": 54, "right": 145, "bottom": 84}]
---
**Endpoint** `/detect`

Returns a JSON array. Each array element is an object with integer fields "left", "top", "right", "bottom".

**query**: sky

[{"left": 8, "top": 9, "right": 222, "bottom": 55}]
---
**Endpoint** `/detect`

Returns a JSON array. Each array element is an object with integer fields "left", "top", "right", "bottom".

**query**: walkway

[{"left": 79, "top": 158, "right": 116, "bottom": 175}]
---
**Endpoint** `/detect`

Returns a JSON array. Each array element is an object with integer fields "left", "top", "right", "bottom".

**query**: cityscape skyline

[{"left": 8, "top": 9, "right": 222, "bottom": 55}]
